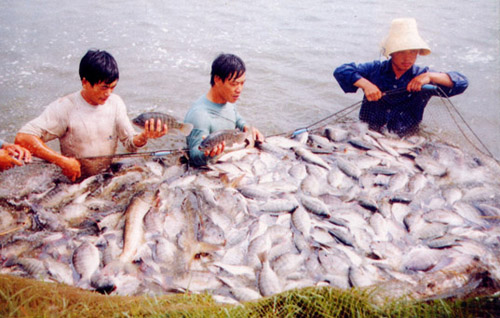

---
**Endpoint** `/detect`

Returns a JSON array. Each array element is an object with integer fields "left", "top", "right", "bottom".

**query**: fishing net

[
  {"left": 2, "top": 87, "right": 500, "bottom": 318},
  {"left": 420, "top": 89, "right": 500, "bottom": 170},
  {"left": 305, "top": 86, "right": 499, "bottom": 171}
]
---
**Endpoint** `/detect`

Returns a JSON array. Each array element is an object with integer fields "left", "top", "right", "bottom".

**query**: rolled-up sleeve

[
  {"left": 18, "top": 98, "right": 69, "bottom": 142},
  {"left": 185, "top": 109, "right": 210, "bottom": 167},
  {"left": 334, "top": 63, "right": 363, "bottom": 93},
  {"left": 234, "top": 108, "right": 246, "bottom": 131},
  {"left": 440, "top": 71, "right": 469, "bottom": 97},
  {"left": 186, "top": 128, "right": 208, "bottom": 166}
]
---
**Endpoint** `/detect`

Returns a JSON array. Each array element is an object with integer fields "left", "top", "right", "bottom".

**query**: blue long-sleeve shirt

[
  {"left": 0, "top": 139, "right": 4, "bottom": 148},
  {"left": 334, "top": 59, "right": 468, "bottom": 135},
  {"left": 184, "top": 95, "right": 246, "bottom": 166}
]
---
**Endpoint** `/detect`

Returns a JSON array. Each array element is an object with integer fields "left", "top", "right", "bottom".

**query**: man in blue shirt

[
  {"left": 334, "top": 18, "right": 468, "bottom": 136},
  {"left": 184, "top": 53, "right": 264, "bottom": 166}
]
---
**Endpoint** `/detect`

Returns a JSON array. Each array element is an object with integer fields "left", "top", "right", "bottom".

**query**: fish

[
  {"left": 72, "top": 241, "right": 101, "bottom": 284},
  {"left": 300, "top": 195, "right": 331, "bottom": 218},
  {"left": 258, "top": 252, "right": 282, "bottom": 297},
  {"left": 132, "top": 112, "right": 193, "bottom": 136},
  {"left": 323, "top": 125, "right": 349, "bottom": 142},
  {"left": 6, "top": 257, "right": 47, "bottom": 278},
  {"left": 260, "top": 199, "right": 299, "bottom": 213},
  {"left": 292, "top": 146, "right": 331, "bottom": 170},
  {"left": 336, "top": 157, "right": 361, "bottom": 180},
  {"left": 291, "top": 206, "right": 312, "bottom": 237},
  {"left": 44, "top": 258, "right": 75, "bottom": 285},
  {"left": 218, "top": 276, "right": 262, "bottom": 302},
  {"left": 198, "top": 129, "right": 248, "bottom": 152},
  {"left": 414, "top": 155, "right": 448, "bottom": 177},
  {"left": 2, "top": 119, "right": 500, "bottom": 305},
  {"left": 119, "top": 191, "right": 155, "bottom": 263}
]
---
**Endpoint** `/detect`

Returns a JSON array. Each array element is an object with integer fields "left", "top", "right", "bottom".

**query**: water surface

[{"left": 0, "top": 0, "right": 498, "bottom": 158}]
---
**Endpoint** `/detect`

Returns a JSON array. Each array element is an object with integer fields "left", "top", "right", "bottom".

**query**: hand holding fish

[
  {"left": 203, "top": 139, "right": 225, "bottom": 158},
  {"left": 134, "top": 119, "right": 168, "bottom": 147},
  {"left": 243, "top": 125, "right": 265, "bottom": 143},
  {"left": 198, "top": 129, "right": 248, "bottom": 158},
  {"left": 132, "top": 112, "right": 193, "bottom": 136}
]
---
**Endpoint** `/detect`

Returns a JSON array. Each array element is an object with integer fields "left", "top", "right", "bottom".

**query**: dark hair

[
  {"left": 79, "top": 49, "right": 119, "bottom": 86},
  {"left": 210, "top": 53, "right": 245, "bottom": 86}
]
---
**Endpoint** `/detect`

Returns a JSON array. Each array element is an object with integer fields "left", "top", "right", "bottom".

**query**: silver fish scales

[
  {"left": 1, "top": 120, "right": 500, "bottom": 303},
  {"left": 132, "top": 111, "right": 193, "bottom": 136},
  {"left": 198, "top": 129, "right": 247, "bottom": 152}
]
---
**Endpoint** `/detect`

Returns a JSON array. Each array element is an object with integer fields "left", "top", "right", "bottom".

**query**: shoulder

[
  {"left": 336, "top": 59, "right": 386, "bottom": 73},
  {"left": 185, "top": 96, "right": 209, "bottom": 120},
  {"left": 47, "top": 91, "right": 80, "bottom": 109},
  {"left": 36, "top": 92, "right": 81, "bottom": 119},
  {"left": 361, "top": 59, "right": 386, "bottom": 70},
  {"left": 412, "top": 64, "right": 430, "bottom": 75}
]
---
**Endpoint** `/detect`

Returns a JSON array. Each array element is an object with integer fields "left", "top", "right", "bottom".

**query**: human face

[
  {"left": 391, "top": 50, "right": 419, "bottom": 77},
  {"left": 81, "top": 79, "right": 118, "bottom": 106},
  {"left": 214, "top": 72, "right": 246, "bottom": 104}
]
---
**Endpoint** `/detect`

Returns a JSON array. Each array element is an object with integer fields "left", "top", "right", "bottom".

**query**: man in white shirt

[{"left": 15, "top": 49, "right": 167, "bottom": 181}]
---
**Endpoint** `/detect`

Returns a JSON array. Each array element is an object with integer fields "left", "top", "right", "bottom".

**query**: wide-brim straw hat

[{"left": 381, "top": 18, "right": 431, "bottom": 58}]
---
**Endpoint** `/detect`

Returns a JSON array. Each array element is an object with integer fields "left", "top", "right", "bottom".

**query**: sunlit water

[{"left": 1, "top": 0, "right": 498, "bottom": 159}]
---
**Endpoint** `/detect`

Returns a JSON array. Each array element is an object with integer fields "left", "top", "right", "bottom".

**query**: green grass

[{"left": 0, "top": 274, "right": 498, "bottom": 317}]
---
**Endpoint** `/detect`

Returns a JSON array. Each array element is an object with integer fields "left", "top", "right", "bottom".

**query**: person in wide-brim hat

[
  {"left": 333, "top": 17, "right": 468, "bottom": 136},
  {"left": 381, "top": 17, "right": 431, "bottom": 58}
]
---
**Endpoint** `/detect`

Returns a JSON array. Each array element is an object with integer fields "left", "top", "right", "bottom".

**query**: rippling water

[{"left": 0, "top": 0, "right": 498, "bottom": 158}]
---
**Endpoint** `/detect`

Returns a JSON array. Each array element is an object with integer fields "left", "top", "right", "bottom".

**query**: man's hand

[
  {"left": 355, "top": 78, "right": 382, "bottom": 101},
  {"left": 0, "top": 149, "right": 23, "bottom": 171},
  {"left": 58, "top": 156, "right": 82, "bottom": 182},
  {"left": 203, "top": 139, "right": 225, "bottom": 158},
  {"left": 134, "top": 119, "right": 168, "bottom": 147},
  {"left": 407, "top": 73, "right": 431, "bottom": 92},
  {"left": 3, "top": 143, "right": 32, "bottom": 163},
  {"left": 408, "top": 72, "right": 453, "bottom": 92},
  {"left": 244, "top": 126, "right": 265, "bottom": 143}
]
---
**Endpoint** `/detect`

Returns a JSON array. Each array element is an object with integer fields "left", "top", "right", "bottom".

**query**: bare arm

[
  {"left": 2, "top": 142, "right": 31, "bottom": 162},
  {"left": 408, "top": 72, "right": 453, "bottom": 92},
  {"left": 15, "top": 132, "right": 81, "bottom": 181}
]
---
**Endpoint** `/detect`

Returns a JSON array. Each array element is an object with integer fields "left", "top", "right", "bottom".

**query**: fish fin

[
  {"left": 218, "top": 172, "right": 246, "bottom": 188},
  {"left": 229, "top": 174, "right": 246, "bottom": 188},
  {"left": 257, "top": 252, "right": 268, "bottom": 264},
  {"left": 242, "top": 130, "right": 255, "bottom": 148}
]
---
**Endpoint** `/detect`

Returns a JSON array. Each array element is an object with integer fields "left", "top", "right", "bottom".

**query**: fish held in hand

[
  {"left": 199, "top": 129, "right": 248, "bottom": 152},
  {"left": 132, "top": 112, "right": 193, "bottom": 136}
]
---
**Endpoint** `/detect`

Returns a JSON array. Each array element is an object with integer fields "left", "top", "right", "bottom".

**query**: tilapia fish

[
  {"left": 132, "top": 112, "right": 193, "bottom": 136},
  {"left": 3, "top": 119, "right": 500, "bottom": 304},
  {"left": 199, "top": 129, "right": 247, "bottom": 152}
]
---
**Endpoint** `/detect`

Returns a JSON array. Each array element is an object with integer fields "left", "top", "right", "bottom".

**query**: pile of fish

[{"left": 1, "top": 120, "right": 500, "bottom": 304}]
